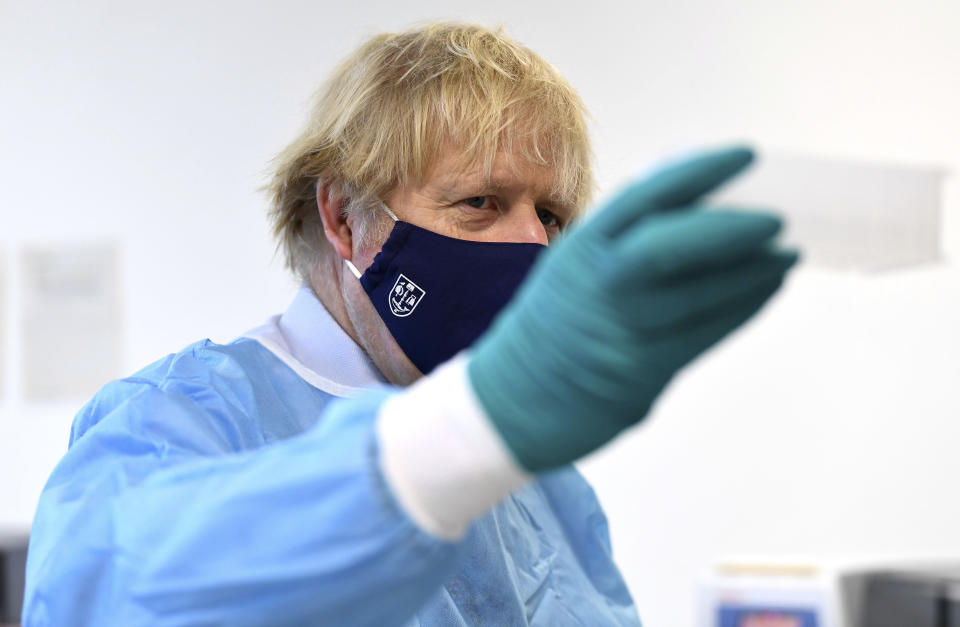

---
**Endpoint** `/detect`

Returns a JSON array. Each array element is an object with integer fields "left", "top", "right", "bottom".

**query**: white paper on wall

[
  {"left": 714, "top": 151, "right": 947, "bottom": 272},
  {"left": 20, "top": 243, "right": 122, "bottom": 400}
]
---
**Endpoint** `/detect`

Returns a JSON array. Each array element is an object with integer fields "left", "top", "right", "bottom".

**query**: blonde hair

[{"left": 267, "top": 22, "right": 594, "bottom": 279}]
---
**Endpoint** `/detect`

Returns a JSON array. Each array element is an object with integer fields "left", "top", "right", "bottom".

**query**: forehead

[{"left": 421, "top": 144, "right": 561, "bottom": 199}]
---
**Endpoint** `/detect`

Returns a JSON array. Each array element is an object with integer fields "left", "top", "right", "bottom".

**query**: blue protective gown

[{"left": 23, "top": 287, "right": 640, "bottom": 626}]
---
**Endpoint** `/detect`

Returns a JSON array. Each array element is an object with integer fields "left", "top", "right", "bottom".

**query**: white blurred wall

[{"left": 1, "top": 1, "right": 958, "bottom": 625}]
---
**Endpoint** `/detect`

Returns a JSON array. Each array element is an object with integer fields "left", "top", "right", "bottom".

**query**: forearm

[{"left": 24, "top": 391, "right": 459, "bottom": 627}]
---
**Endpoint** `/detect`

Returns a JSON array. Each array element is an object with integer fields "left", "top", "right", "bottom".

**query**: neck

[
  {"left": 308, "top": 252, "right": 423, "bottom": 387},
  {"left": 308, "top": 254, "right": 361, "bottom": 348}
]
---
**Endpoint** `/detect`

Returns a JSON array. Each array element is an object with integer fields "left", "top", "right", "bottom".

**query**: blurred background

[{"left": 1, "top": 1, "right": 958, "bottom": 625}]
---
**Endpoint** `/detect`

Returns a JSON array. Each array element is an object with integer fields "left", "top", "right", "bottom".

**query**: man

[{"left": 23, "top": 23, "right": 797, "bottom": 625}]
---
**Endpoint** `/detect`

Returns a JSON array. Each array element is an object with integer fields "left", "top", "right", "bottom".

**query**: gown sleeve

[{"left": 22, "top": 348, "right": 460, "bottom": 626}]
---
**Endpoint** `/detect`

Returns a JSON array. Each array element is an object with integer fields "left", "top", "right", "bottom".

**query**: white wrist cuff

[{"left": 376, "top": 354, "right": 531, "bottom": 541}]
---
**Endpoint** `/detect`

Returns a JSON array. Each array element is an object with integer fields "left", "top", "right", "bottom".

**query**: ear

[{"left": 316, "top": 181, "right": 353, "bottom": 261}]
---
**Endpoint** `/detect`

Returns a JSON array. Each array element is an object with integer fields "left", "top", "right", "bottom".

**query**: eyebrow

[
  {"left": 437, "top": 172, "right": 562, "bottom": 201},
  {"left": 428, "top": 157, "right": 574, "bottom": 212}
]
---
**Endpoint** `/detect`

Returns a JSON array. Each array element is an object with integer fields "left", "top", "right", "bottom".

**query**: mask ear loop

[
  {"left": 379, "top": 202, "right": 399, "bottom": 222},
  {"left": 343, "top": 202, "right": 399, "bottom": 279},
  {"left": 344, "top": 259, "right": 363, "bottom": 279}
]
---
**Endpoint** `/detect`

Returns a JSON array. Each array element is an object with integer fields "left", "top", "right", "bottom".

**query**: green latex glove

[{"left": 467, "top": 146, "right": 799, "bottom": 472}]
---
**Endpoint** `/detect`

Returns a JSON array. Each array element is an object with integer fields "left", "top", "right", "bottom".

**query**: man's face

[
  {"left": 352, "top": 146, "right": 572, "bottom": 270},
  {"left": 342, "top": 145, "right": 571, "bottom": 385}
]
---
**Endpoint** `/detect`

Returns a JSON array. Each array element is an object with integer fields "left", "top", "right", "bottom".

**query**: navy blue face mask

[{"left": 345, "top": 204, "right": 546, "bottom": 375}]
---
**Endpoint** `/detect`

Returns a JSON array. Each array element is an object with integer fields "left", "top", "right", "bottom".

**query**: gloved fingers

[
  {"left": 613, "top": 209, "right": 784, "bottom": 284},
  {"left": 623, "top": 249, "right": 799, "bottom": 331},
  {"left": 587, "top": 145, "right": 755, "bottom": 237},
  {"left": 648, "top": 276, "right": 786, "bottom": 366}
]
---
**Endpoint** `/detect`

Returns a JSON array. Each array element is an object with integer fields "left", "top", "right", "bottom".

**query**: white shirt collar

[{"left": 243, "top": 285, "right": 388, "bottom": 396}]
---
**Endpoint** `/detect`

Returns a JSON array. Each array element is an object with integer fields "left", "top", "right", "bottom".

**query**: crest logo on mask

[{"left": 388, "top": 274, "right": 426, "bottom": 317}]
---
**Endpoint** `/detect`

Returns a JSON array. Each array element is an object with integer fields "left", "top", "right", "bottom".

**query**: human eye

[
  {"left": 462, "top": 196, "right": 494, "bottom": 210},
  {"left": 536, "top": 207, "right": 560, "bottom": 228}
]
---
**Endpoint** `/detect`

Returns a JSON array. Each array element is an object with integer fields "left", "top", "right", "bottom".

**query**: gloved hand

[{"left": 468, "top": 146, "right": 799, "bottom": 472}]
